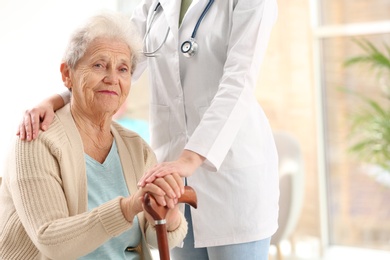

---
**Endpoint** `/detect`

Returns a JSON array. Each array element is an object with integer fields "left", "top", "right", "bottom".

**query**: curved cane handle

[
  {"left": 143, "top": 186, "right": 197, "bottom": 221},
  {"left": 178, "top": 186, "right": 198, "bottom": 209},
  {"left": 143, "top": 186, "right": 197, "bottom": 260}
]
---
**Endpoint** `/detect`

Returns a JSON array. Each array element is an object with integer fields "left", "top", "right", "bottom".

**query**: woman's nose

[{"left": 103, "top": 69, "right": 119, "bottom": 85}]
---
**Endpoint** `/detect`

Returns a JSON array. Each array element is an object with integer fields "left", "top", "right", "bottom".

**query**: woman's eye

[{"left": 119, "top": 67, "right": 129, "bottom": 73}]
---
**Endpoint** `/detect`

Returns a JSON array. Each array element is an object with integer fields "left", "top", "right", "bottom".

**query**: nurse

[{"left": 18, "top": 0, "right": 280, "bottom": 259}]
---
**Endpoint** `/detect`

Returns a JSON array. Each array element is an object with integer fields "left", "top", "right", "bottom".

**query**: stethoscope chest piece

[{"left": 181, "top": 38, "right": 198, "bottom": 58}]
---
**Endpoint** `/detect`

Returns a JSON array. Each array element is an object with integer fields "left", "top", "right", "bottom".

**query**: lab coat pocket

[{"left": 150, "top": 104, "right": 171, "bottom": 158}]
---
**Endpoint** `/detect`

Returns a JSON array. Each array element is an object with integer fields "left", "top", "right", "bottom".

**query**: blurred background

[{"left": 0, "top": 0, "right": 389, "bottom": 259}]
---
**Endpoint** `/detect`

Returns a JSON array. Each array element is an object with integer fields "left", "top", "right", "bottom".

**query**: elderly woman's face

[{"left": 63, "top": 37, "right": 132, "bottom": 118}]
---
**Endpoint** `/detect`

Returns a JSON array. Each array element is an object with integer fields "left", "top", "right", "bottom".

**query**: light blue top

[
  {"left": 115, "top": 118, "right": 150, "bottom": 144},
  {"left": 78, "top": 140, "right": 142, "bottom": 260}
]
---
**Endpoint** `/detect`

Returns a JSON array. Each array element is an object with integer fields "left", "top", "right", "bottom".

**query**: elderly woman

[{"left": 0, "top": 12, "right": 187, "bottom": 260}]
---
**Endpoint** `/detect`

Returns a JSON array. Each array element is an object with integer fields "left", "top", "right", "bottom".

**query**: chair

[{"left": 270, "top": 131, "right": 305, "bottom": 260}]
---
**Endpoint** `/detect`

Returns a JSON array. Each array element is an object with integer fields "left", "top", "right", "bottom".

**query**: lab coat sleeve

[{"left": 185, "top": 0, "right": 278, "bottom": 171}]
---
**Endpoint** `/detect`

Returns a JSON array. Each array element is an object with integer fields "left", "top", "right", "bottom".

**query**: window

[{"left": 313, "top": 0, "right": 390, "bottom": 252}]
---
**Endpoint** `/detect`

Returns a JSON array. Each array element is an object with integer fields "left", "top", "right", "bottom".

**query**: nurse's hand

[
  {"left": 145, "top": 173, "right": 185, "bottom": 208},
  {"left": 17, "top": 105, "right": 55, "bottom": 141},
  {"left": 138, "top": 150, "right": 205, "bottom": 189},
  {"left": 17, "top": 94, "right": 64, "bottom": 141}
]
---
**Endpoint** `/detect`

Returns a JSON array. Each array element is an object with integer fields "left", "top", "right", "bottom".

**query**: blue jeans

[{"left": 171, "top": 205, "right": 271, "bottom": 260}]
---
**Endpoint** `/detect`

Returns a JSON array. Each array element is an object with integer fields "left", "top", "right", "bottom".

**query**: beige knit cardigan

[{"left": 0, "top": 104, "right": 187, "bottom": 260}]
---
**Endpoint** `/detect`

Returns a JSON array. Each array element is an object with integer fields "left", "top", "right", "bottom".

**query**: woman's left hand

[{"left": 138, "top": 150, "right": 205, "bottom": 188}]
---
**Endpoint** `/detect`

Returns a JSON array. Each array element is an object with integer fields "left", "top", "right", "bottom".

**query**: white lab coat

[{"left": 131, "top": 0, "right": 279, "bottom": 248}]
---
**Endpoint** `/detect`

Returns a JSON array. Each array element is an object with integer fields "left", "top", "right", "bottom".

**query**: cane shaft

[
  {"left": 143, "top": 186, "right": 197, "bottom": 260},
  {"left": 155, "top": 224, "right": 169, "bottom": 260}
]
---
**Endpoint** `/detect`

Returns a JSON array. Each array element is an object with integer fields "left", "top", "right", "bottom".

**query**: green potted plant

[{"left": 344, "top": 38, "right": 390, "bottom": 175}]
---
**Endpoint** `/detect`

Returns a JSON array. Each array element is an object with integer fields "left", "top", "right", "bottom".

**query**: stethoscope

[{"left": 142, "top": 0, "right": 214, "bottom": 58}]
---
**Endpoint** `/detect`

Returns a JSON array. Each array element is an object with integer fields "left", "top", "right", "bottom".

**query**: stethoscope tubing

[
  {"left": 191, "top": 0, "right": 214, "bottom": 39},
  {"left": 142, "top": 3, "right": 170, "bottom": 57},
  {"left": 143, "top": 0, "right": 214, "bottom": 57}
]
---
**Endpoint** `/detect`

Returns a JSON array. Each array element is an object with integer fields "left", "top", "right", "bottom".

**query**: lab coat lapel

[
  {"left": 189, "top": 0, "right": 207, "bottom": 10},
  {"left": 158, "top": 0, "right": 181, "bottom": 43},
  {"left": 179, "top": 0, "right": 209, "bottom": 33},
  {"left": 187, "top": 0, "right": 208, "bottom": 14}
]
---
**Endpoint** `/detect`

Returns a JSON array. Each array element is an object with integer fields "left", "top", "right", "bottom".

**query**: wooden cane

[{"left": 143, "top": 186, "right": 197, "bottom": 260}]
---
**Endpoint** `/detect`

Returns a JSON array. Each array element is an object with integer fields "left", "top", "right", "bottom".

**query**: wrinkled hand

[
  {"left": 17, "top": 105, "right": 55, "bottom": 141},
  {"left": 121, "top": 173, "right": 184, "bottom": 223},
  {"left": 137, "top": 150, "right": 205, "bottom": 188},
  {"left": 144, "top": 173, "right": 184, "bottom": 208},
  {"left": 141, "top": 174, "right": 185, "bottom": 231}
]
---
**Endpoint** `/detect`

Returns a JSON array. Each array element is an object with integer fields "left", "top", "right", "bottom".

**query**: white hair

[{"left": 62, "top": 11, "right": 141, "bottom": 73}]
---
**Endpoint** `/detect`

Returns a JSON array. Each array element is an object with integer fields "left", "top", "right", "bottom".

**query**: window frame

[{"left": 309, "top": 0, "right": 390, "bottom": 252}]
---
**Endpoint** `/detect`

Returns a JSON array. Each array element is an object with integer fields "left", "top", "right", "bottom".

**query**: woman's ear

[{"left": 60, "top": 63, "right": 72, "bottom": 90}]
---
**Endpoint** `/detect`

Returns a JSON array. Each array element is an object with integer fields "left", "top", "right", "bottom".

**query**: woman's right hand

[{"left": 17, "top": 105, "right": 56, "bottom": 141}]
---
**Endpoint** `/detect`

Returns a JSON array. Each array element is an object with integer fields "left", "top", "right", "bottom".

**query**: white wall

[{"left": 0, "top": 0, "right": 125, "bottom": 176}]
